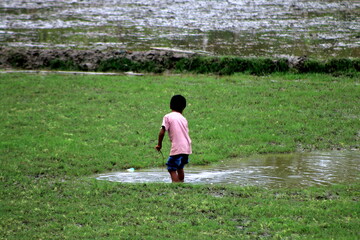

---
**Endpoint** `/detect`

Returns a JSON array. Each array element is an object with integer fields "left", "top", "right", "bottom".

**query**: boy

[{"left": 155, "top": 95, "right": 192, "bottom": 183}]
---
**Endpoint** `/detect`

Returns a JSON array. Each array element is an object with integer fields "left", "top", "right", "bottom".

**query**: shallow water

[
  {"left": 96, "top": 151, "right": 360, "bottom": 188},
  {"left": 1, "top": 0, "right": 359, "bottom": 58}
]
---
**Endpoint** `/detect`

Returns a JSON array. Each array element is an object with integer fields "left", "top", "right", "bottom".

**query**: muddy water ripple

[{"left": 96, "top": 151, "right": 360, "bottom": 188}]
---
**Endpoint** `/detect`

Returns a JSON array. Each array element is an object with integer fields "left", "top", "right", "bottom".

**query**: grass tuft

[
  {"left": 97, "top": 58, "right": 165, "bottom": 73},
  {"left": 48, "top": 59, "right": 81, "bottom": 71}
]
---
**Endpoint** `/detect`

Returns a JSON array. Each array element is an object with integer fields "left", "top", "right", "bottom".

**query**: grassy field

[{"left": 1, "top": 72, "right": 359, "bottom": 239}]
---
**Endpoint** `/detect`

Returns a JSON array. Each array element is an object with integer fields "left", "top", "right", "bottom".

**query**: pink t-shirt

[{"left": 162, "top": 111, "right": 192, "bottom": 156}]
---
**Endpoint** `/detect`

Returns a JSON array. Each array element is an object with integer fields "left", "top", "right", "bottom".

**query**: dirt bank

[
  {"left": 0, "top": 47, "right": 358, "bottom": 75},
  {"left": 0, "top": 47, "right": 196, "bottom": 71}
]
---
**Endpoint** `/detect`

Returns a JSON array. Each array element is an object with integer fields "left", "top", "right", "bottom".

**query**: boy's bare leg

[
  {"left": 177, "top": 169, "right": 184, "bottom": 182},
  {"left": 168, "top": 170, "right": 180, "bottom": 182}
]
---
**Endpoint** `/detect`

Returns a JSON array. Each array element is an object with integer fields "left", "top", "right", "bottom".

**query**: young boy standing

[{"left": 155, "top": 95, "right": 192, "bottom": 183}]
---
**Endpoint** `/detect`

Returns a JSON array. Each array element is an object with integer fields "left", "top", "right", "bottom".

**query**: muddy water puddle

[
  {"left": 96, "top": 151, "right": 360, "bottom": 188},
  {"left": 1, "top": 0, "right": 359, "bottom": 58}
]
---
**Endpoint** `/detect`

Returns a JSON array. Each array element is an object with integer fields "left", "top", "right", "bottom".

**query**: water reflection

[{"left": 96, "top": 151, "right": 360, "bottom": 188}]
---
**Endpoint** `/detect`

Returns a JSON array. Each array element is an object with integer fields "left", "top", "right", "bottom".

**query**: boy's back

[{"left": 162, "top": 111, "right": 192, "bottom": 156}]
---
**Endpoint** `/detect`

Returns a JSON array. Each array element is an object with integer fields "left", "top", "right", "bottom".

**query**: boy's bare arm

[{"left": 155, "top": 127, "right": 165, "bottom": 151}]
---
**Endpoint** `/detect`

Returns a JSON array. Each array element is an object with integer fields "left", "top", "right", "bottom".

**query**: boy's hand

[{"left": 156, "top": 127, "right": 165, "bottom": 152}]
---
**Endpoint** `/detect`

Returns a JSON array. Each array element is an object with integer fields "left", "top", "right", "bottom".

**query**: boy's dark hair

[{"left": 170, "top": 95, "right": 186, "bottom": 112}]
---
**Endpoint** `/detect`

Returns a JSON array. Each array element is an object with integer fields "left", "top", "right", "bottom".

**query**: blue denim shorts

[{"left": 166, "top": 154, "right": 189, "bottom": 171}]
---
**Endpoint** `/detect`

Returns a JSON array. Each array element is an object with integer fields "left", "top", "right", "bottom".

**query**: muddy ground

[
  {"left": 1, "top": 0, "right": 359, "bottom": 58},
  {"left": 0, "top": 47, "right": 310, "bottom": 72},
  {"left": 0, "top": 47, "right": 198, "bottom": 71}
]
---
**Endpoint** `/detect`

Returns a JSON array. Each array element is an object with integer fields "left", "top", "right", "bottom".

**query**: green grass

[
  {"left": 1, "top": 72, "right": 359, "bottom": 239},
  {"left": 2, "top": 180, "right": 359, "bottom": 239}
]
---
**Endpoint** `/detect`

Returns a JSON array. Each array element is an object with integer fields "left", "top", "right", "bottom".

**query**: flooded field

[
  {"left": 1, "top": 0, "right": 359, "bottom": 58},
  {"left": 96, "top": 151, "right": 360, "bottom": 188}
]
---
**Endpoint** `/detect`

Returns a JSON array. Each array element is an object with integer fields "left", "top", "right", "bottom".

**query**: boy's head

[{"left": 170, "top": 95, "right": 186, "bottom": 113}]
